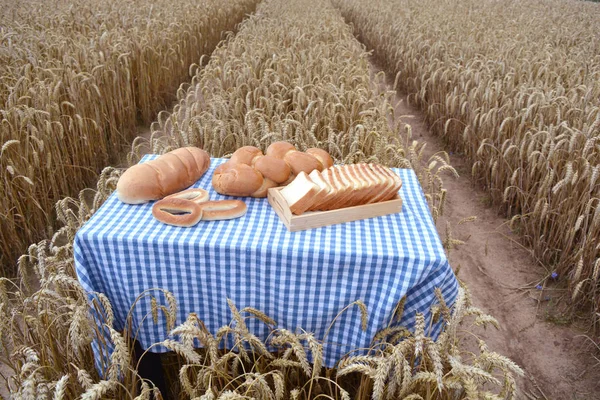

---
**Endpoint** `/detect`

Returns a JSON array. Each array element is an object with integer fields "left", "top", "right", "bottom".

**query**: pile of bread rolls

[
  {"left": 279, "top": 163, "right": 403, "bottom": 215},
  {"left": 212, "top": 142, "right": 334, "bottom": 197}
]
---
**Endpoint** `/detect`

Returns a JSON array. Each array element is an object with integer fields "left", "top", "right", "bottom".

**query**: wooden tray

[{"left": 267, "top": 187, "right": 403, "bottom": 232}]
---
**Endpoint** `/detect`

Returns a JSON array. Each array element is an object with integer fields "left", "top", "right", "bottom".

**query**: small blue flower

[
  {"left": 536, "top": 284, "right": 543, "bottom": 290},
  {"left": 551, "top": 272, "right": 558, "bottom": 279}
]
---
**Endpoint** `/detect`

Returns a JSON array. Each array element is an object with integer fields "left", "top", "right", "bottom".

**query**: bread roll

[
  {"left": 284, "top": 151, "right": 323, "bottom": 175},
  {"left": 254, "top": 155, "right": 291, "bottom": 183},
  {"left": 117, "top": 147, "right": 210, "bottom": 204},
  {"left": 229, "top": 146, "right": 264, "bottom": 165},
  {"left": 212, "top": 163, "right": 264, "bottom": 196},
  {"left": 306, "top": 148, "right": 334, "bottom": 169},
  {"left": 266, "top": 141, "right": 296, "bottom": 159}
]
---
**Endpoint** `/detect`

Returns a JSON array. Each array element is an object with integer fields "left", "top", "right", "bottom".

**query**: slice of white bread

[
  {"left": 307, "top": 169, "right": 331, "bottom": 208},
  {"left": 279, "top": 171, "right": 320, "bottom": 215},
  {"left": 367, "top": 164, "right": 395, "bottom": 203},
  {"left": 369, "top": 164, "right": 401, "bottom": 202},
  {"left": 350, "top": 164, "right": 377, "bottom": 205},
  {"left": 310, "top": 168, "right": 338, "bottom": 211},
  {"left": 359, "top": 163, "right": 388, "bottom": 204},
  {"left": 377, "top": 164, "right": 402, "bottom": 200},
  {"left": 325, "top": 166, "right": 354, "bottom": 210}
]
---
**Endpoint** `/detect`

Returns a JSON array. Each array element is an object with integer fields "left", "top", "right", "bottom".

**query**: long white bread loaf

[
  {"left": 117, "top": 147, "right": 211, "bottom": 204},
  {"left": 281, "top": 163, "right": 402, "bottom": 214}
]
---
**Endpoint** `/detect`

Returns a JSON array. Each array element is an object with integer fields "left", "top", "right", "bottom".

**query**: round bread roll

[
  {"left": 229, "top": 146, "right": 264, "bottom": 166},
  {"left": 254, "top": 155, "right": 291, "bottom": 183},
  {"left": 212, "top": 163, "right": 264, "bottom": 196},
  {"left": 152, "top": 198, "right": 203, "bottom": 227},
  {"left": 306, "top": 148, "right": 334, "bottom": 169},
  {"left": 211, "top": 142, "right": 333, "bottom": 197},
  {"left": 266, "top": 141, "right": 296, "bottom": 159},
  {"left": 117, "top": 147, "right": 210, "bottom": 204},
  {"left": 284, "top": 151, "right": 323, "bottom": 175}
]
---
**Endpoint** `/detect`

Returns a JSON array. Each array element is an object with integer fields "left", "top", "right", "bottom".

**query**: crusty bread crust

[
  {"left": 284, "top": 151, "right": 323, "bottom": 175},
  {"left": 306, "top": 148, "right": 334, "bottom": 169},
  {"left": 254, "top": 155, "right": 291, "bottom": 183}
]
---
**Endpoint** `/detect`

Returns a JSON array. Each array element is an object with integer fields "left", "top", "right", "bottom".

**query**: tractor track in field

[{"left": 370, "top": 60, "right": 600, "bottom": 399}]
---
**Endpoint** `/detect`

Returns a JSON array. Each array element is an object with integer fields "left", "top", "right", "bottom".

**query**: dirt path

[{"left": 377, "top": 67, "right": 600, "bottom": 398}]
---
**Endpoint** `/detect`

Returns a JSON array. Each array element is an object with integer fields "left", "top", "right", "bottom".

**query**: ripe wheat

[
  {"left": 0, "top": 0, "right": 260, "bottom": 274},
  {"left": 334, "top": 0, "right": 600, "bottom": 326}
]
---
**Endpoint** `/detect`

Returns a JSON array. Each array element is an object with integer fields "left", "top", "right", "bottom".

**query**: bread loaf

[
  {"left": 212, "top": 141, "right": 334, "bottom": 197},
  {"left": 281, "top": 163, "right": 402, "bottom": 215},
  {"left": 117, "top": 147, "right": 210, "bottom": 204}
]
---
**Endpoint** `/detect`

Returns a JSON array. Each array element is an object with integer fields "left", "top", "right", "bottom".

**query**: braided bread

[{"left": 212, "top": 142, "right": 333, "bottom": 197}]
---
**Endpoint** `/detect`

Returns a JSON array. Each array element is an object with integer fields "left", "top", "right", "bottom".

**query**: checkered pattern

[{"left": 74, "top": 156, "right": 458, "bottom": 369}]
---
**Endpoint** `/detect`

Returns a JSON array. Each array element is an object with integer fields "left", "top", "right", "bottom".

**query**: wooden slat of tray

[{"left": 267, "top": 187, "right": 403, "bottom": 232}]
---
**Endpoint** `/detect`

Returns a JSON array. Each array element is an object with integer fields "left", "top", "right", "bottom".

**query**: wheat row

[
  {"left": 0, "top": 0, "right": 260, "bottom": 274},
  {"left": 333, "top": 0, "right": 600, "bottom": 325}
]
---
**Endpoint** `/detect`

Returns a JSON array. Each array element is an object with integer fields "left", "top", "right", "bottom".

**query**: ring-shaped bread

[{"left": 152, "top": 198, "right": 202, "bottom": 227}]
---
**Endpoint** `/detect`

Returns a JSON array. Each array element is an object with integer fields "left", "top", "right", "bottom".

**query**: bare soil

[{"left": 387, "top": 80, "right": 600, "bottom": 399}]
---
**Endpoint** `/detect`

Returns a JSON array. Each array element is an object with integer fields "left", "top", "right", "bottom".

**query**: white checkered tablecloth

[{"left": 74, "top": 156, "right": 458, "bottom": 368}]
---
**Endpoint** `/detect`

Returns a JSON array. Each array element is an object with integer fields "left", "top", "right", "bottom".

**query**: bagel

[
  {"left": 163, "top": 188, "right": 209, "bottom": 204},
  {"left": 198, "top": 200, "right": 248, "bottom": 221},
  {"left": 152, "top": 198, "right": 203, "bottom": 227}
]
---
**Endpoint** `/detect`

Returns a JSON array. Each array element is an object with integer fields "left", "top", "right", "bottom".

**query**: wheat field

[
  {"left": 0, "top": 0, "right": 528, "bottom": 398},
  {"left": 0, "top": 0, "right": 259, "bottom": 274},
  {"left": 334, "top": 0, "right": 600, "bottom": 326}
]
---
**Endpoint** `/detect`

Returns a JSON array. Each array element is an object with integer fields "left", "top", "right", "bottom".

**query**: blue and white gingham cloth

[{"left": 74, "top": 156, "right": 458, "bottom": 368}]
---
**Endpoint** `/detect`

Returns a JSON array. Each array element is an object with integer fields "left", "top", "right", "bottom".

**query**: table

[{"left": 74, "top": 156, "right": 458, "bottom": 369}]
